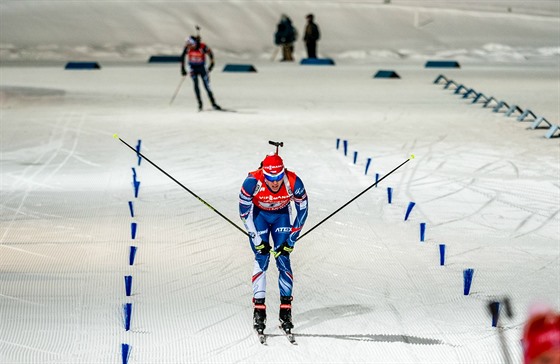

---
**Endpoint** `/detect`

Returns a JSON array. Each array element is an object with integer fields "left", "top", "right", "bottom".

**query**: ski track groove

[
  {"left": 1, "top": 112, "right": 83, "bottom": 246},
  {"left": 511, "top": 208, "right": 559, "bottom": 238}
]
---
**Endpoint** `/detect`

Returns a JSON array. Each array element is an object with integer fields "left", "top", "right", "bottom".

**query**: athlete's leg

[
  {"left": 191, "top": 73, "right": 202, "bottom": 108},
  {"left": 270, "top": 213, "right": 293, "bottom": 297},
  {"left": 250, "top": 208, "right": 271, "bottom": 299},
  {"left": 276, "top": 254, "right": 293, "bottom": 297},
  {"left": 200, "top": 69, "right": 213, "bottom": 94},
  {"left": 200, "top": 69, "right": 220, "bottom": 108}
]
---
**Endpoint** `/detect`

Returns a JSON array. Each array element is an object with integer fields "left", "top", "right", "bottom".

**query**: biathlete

[
  {"left": 180, "top": 35, "right": 221, "bottom": 111},
  {"left": 239, "top": 151, "right": 308, "bottom": 335}
]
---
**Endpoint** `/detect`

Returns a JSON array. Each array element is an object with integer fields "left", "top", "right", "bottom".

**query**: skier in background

[
  {"left": 239, "top": 152, "right": 308, "bottom": 334},
  {"left": 180, "top": 35, "right": 221, "bottom": 111}
]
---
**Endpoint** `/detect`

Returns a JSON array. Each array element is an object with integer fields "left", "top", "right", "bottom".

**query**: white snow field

[{"left": 1, "top": 1, "right": 559, "bottom": 363}]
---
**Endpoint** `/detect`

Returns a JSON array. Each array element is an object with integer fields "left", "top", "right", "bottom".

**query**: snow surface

[{"left": 1, "top": 1, "right": 559, "bottom": 363}]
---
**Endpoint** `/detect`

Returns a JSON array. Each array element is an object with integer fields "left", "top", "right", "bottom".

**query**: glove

[
  {"left": 273, "top": 241, "right": 294, "bottom": 258},
  {"left": 208, "top": 62, "right": 215, "bottom": 72},
  {"left": 254, "top": 242, "right": 271, "bottom": 255},
  {"left": 181, "top": 68, "right": 187, "bottom": 76}
]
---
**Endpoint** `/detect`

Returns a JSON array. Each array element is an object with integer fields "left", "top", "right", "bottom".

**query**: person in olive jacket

[{"left": 275, "top": 14, "right": 297, "bottom": 61}]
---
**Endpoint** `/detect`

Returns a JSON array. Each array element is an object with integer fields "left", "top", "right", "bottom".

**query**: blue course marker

[
  {"left": 490, "top": 302, "right": 500, "bottom": 327},
  {"left": 365, "top": 158, "right": 371, "bottom": 175},
  {"left": 123, "top": 303, "right": 132, "bottom": 331},
  {"left": 131, "top": 222, "right": 137, "bottom": 240},
  {"left": 439, "top": 244, "right": 446, "bottom": 265},
  {"left": 121, "top": 343, "right": 131, "bottom": 364},
  {"left": 463, "top": 268, "right": 474, "bottom": 295},
  {"left": 128, "top": 201, "right": 134, "bottom": 218},
  {"left": 133, "top": 180, "right": 140, "bottom": 198},
  {"left": 404, "top": 202, "right": 416, "bottom": 221},
  {"left": 129, "top": 246, "right": 137, "bottom": 266},
  {"left": 136, "top": 140, "right": 142, "bottom": 166},
  {"left": 125, "top": 275, "right": 133, "bottom": 296}
]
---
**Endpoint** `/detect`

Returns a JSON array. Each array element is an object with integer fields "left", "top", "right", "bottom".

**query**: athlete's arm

[
  {"left": 288, "top": 176, "right": 308, "bottom": 245},
  {"left": 239, "top": 175, "right": 257, "bottom": 221}
]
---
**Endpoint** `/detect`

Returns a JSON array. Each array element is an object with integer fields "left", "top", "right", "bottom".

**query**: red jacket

[
  {"left": 181, "top": 42, "right": 212, "bottom": 67},
  {"left": 248, "top": 169, "right": 297, "bottom": 211}
]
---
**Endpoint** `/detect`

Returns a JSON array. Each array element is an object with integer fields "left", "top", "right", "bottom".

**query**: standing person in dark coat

[
  {"left": 274, "top": 14, "right": 297, "bottom": 61},
  {"left": 303, "top": 14, "right": 320, "bottom": 59}
]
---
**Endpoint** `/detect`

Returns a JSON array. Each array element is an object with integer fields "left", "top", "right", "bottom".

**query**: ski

[
  {"left": 210, "top": 107, "right": 237, "bottom": 113},
  {"left": 255, "top": 329, "right": 267, "bottom": 345},
  {"left": 279, "top": 326, "right": 297, "bottom": 345},
  {"left": 199, "top": 108, "right": 236, "bottom": 113}
]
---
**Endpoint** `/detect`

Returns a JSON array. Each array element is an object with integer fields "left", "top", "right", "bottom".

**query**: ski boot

[
  {"left": 208, "top": 92, "right": 221, "bottom": 110},
  {"left": 253, "top": 298, "right": 267, "bottom": 333},
  {"left": 197, "top": 100, "right": 203, "bottom": 112},
  {"left": 279, "top": 296, "right": 294, "bottom": 332}
]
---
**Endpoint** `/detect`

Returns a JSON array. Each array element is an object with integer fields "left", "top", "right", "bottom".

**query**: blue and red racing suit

[
  {"left": 239, "top": 169, "right": 308, "bottom": 299},
  {"left": 180, "top": 40, "right": 217, "bottom": 107}
]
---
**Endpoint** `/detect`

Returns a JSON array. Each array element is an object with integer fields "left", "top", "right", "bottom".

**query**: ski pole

[
  {"left": 297, "top": 155, "right": 414, "bottom": 241},
  {"left": 114, "top": 135, "right": 249, "bottom": 237},
  {"left": 271, "top": 46, "right": 280, "bottom": 62},
  {"left": 169, "top": 76, "right": 186, "bottom": 105}
]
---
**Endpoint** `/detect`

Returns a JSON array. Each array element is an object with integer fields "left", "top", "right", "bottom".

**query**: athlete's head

[
  {"left": 187, "top": 36, "right": 200, "bottom": 49},
  {"left": 262, "top": 154, "right": 285, "bottom": 182},
  {"left": 523, "top": 307, "right": 560, "bottom": 364}
]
